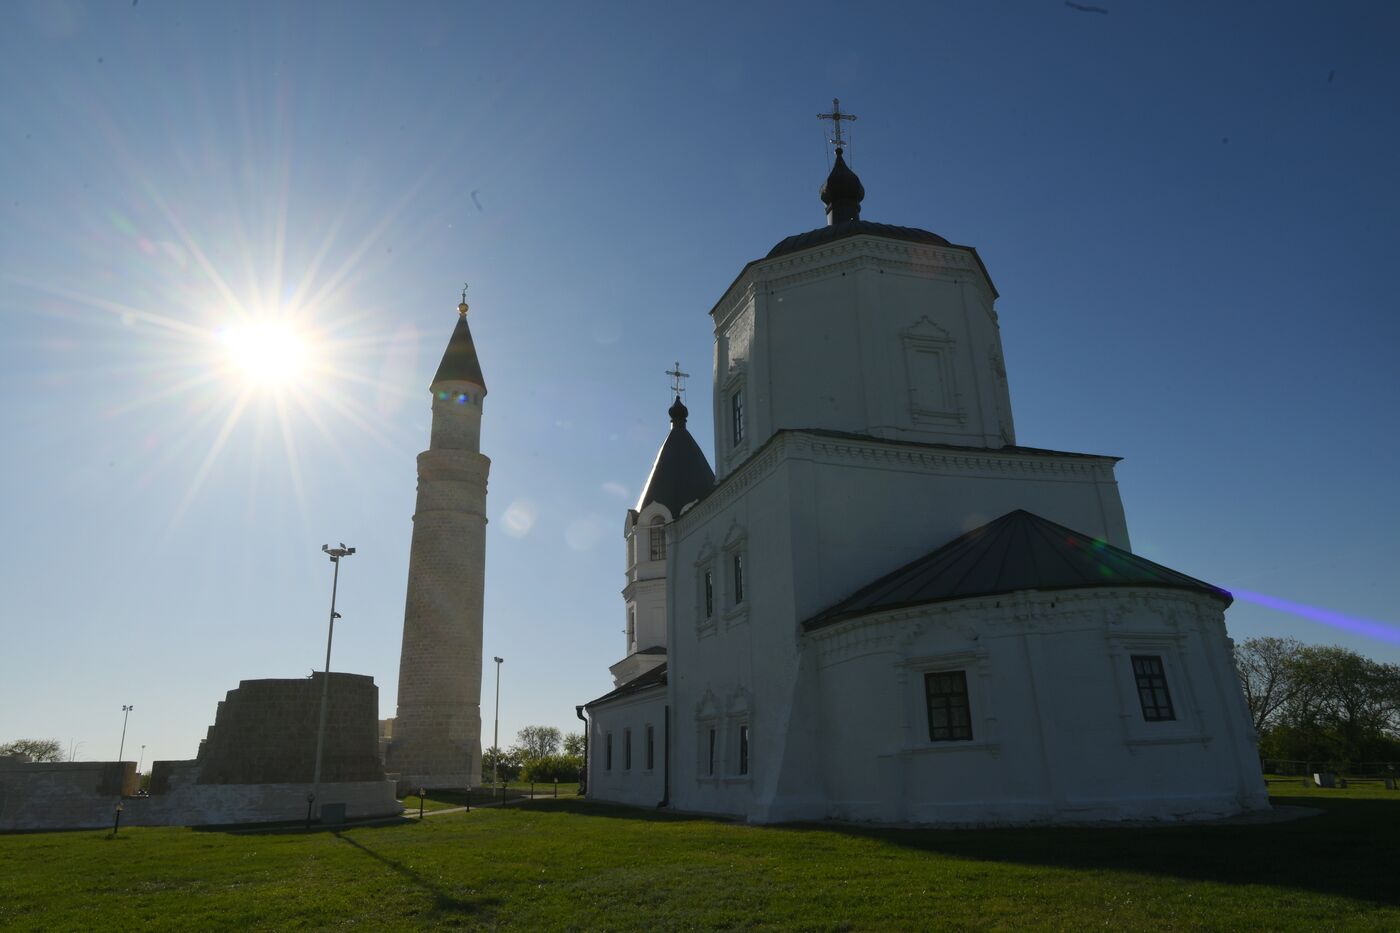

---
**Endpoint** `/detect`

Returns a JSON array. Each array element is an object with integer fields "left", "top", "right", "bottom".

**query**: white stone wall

[
  {"left": 711, "top": 236, "right": 1013, "bottom": 481},
  {"left": 810, "top": 589, "right": 1268, "bottom": 824},
  {"left": 661, "top": 427, "right": 1265, "bottom": 824},
  {"left": 585, "top": 688, "right": 668, "bottom": 808}
]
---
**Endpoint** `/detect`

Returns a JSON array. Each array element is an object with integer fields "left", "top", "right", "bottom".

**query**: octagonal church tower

[{"left": 386, "top": 293, "right": 489, "bottom": 790}]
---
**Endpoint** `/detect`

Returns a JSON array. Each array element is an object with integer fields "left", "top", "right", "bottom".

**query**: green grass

[
  {"left": 400, "top": 783, "right": 581, "bottom": 813},
  {"left": 2, "top": 784, "right": 1397, "bottom": 931}
]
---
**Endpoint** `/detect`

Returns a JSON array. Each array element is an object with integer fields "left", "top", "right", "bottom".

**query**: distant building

[{"left": 581, "top": 143, "right": 1268, "bottom": 824}]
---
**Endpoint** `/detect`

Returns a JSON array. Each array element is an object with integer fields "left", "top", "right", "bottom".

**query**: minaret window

[{"left": 649, "top": 516, "right": 666, "bottom": 561}]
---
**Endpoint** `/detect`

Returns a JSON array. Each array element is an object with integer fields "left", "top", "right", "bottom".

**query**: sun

[{"left": 218, "top": 319, "right": 313, "bottom": 388}]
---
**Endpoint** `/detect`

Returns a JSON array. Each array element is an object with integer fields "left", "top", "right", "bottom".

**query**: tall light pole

[
  {"left": 310, "top": 543, "right": 355, "bottom": 821},
  {"left": 118, "top": 705, "right": 133, "bottom": 761},
  {"left": 492, "top": 657, "right": 503, "bottom": 789},
  {"left": 138, "top": 744, "right": 146, "bottom": 775}
]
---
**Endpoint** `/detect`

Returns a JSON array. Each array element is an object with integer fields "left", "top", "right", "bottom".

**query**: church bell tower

[{"left": 386, "top": 289, "right": 489, "bottom": 790}]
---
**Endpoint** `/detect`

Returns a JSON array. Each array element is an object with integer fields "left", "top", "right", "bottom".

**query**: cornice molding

[{"left": 712, "top": 237, "right": 993, "bottom": 330}]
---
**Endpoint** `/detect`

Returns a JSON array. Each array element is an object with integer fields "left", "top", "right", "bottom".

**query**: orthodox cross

[
  {"left": 665, "top": 361, "right": 690, "bottom": 398},
  {"left": 817, "top": 98, "right": 858, "bottom": 148}
]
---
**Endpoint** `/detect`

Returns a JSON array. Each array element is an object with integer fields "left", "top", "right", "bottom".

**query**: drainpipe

[
  {"left": 575, "top": 705, "right": 588, "bottom": 797},
  {"left": 657, "top": 704, "right": 670, "bottom": 808}
]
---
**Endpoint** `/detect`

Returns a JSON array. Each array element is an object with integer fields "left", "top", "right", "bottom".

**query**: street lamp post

[
  {"left": 118, "top": 705, "right": 133, "bottom": 761},
  {"left": 492, "top": 657, "right": 503, "bottom": 796},
  {"left": 311, "top": 543, "right": 355, "bottom": 824},
  {"left": 137, "top": 744, "right": 146, "bottom": 775}
]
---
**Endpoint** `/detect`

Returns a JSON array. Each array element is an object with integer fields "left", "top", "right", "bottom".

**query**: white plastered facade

[{"left": 584, "top": 225, "right": 1267, "bottom": 824}]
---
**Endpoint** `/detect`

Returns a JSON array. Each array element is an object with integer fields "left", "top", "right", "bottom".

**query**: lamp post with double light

[{"left": 310, "top": 543, "right": 354, "bottom": 824}]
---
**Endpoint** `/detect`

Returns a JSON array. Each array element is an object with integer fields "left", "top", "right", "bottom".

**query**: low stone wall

[
  {"left": 0, "top": 761, "right": 137, "bottom": 832},
  {"left": 0, "top": 758, "right": 399, "bottom": 831},
  {"left": 125, "top": 758, "right": 398, "bottom": 827}
]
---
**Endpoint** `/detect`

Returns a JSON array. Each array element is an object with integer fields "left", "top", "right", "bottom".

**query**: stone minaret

[{"left": 387, "top": 292, "right": 489, "bottom": 790}]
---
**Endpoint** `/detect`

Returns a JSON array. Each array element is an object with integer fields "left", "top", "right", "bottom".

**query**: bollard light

[
  {"left": 113, "top": 801, "right": 124, "bottom": 836},
  {"left": 305, "top": 792, "right": 316, "bottom": 830},
  {"left": 418, "top": 787, "right": 426, "bottom": 820}
]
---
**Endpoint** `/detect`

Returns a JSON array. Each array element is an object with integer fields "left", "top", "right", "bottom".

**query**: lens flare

[{"left": 1231, "top": 589, "right": 1400, "bottom": 645}]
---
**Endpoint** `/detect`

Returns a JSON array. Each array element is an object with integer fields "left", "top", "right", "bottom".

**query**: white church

[{"left": 579, "top": 118, "right": 1269, "bottom": 824}]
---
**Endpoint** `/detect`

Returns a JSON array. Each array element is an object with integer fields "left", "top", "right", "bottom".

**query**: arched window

[{"left": 648, "top": 515, "right": 666, "bottom": 561}]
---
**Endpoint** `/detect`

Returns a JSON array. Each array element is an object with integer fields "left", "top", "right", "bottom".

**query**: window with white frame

[
  {"left": 738, "top": 725, "right": 749, "bottom": 776},
  {"left": 707, "top": 727, "right": 717, "bottom": 777},
  {"left": 645, "top": 724, "right": 655, "bottom": 771},
  {"left": 626, "top": 608, "right": 635, "bottom": 651},
  {"left": 924, "top": 670, "right": 973, "bottom": 742},
  {"left": 648, "top": 516, "right": 666, "bottom": 561},
  {"left": 1131, "top": 655, "right": 1176, "bottom": 722},
  {"left": 605, "top": 731, "right": 613, "bottom": 771},
  {"left": 701, "top": 568, "right": 715, "bottom": 622},
  {"left": 623, "top": 728, "right": 632, "bottom": 770},
  {"left": 731, "top": 551, "right": 745, "bottom": 606}
]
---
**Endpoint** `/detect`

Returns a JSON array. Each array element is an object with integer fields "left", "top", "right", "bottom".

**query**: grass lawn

[
  {"left": 402, "top": 783, "right": 581, "bottom": 813},
  {"left": 2, "top": 783, "right": 1397, "bottom": 931}
]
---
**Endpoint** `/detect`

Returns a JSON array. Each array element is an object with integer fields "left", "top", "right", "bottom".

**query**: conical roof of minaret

[
  {"left": 636, "top": 396, "right": 714, "bottom": 515},
  {"left": 432, "top": 300, "right": 486, "bottom": 390}
]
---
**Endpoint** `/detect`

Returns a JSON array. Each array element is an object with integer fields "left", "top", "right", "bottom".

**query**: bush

[{"left": 520, "top": 754, "right": 582, "bottom": 783}]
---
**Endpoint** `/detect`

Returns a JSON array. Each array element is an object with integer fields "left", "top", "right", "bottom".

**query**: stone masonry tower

[{"left": 386, "top": 291, "right": 489, "bottom": 789}]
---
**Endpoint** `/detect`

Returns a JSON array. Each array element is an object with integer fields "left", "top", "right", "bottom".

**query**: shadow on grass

[
  {"left": 334, "top": 831, "right": 501, "bottom": 917},
  {"left": 795, "top": 795, "right": 1400, "bottom": 908},
  {"left": 547, "top": 794, "right": 1399, "bottom": 907}
]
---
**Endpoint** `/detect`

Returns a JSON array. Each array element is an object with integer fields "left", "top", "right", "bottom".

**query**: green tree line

[
  {"left": 481, "top": 726, "right": 585, "bottom": 784},
  {"left": 1235, "top": 637, "right": 1400, "bottom": 764}
]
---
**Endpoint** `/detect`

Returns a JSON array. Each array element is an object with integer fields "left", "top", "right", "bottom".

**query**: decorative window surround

[
  {"left": 1105, "top": 633, "right": 1212, "bottom": 750},
  {"left": 898, "top": 649, "right": 998, "bottom": 757},
  {"left": 723, "top": 366, "right": 750, "bottom": 466},
  {"left": 721, "top": 522, "right": 749, "bottom": 627},
  {"left": 696, "top": 690, "right": 721, "bottom": 783},
  {"left": 694, "top": 542, "right": 717, "bottom": 637},
  {"left": 724, "top": 688, "right": 753, "bottom": 784},
  {"left": 901, "top": 316, "right": 966, "bottom": 427}
]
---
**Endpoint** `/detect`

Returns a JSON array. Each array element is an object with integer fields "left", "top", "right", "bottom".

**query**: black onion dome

[
  {"left": 432, "top": 312, "right": 486, "bottom": 389},
  {"left": 819, "top": 148, "right": 865, "bottom": 224},
  {"left": 637, "top": 396, "right": 714, "bottom": 516}
]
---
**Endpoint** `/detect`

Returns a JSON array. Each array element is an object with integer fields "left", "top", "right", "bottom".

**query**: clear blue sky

[{"left": 2, "top": 1, "right": 1397, "bottom": 766}]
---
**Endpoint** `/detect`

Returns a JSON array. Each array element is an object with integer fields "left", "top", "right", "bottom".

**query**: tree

[
  {"left": 520, "top": 753, "right": 583, "bottom": 783},
  {"left": 0, "top": 738, "right": 63, "bottom": 762},
  {"left": 482, "top": 745, "right": 521, "bottom": 782},
  {"left": 1235, "top": 636, "right": 1305, "bottom": 733},
  {"left": 515, "top": 725, "right": 562, "bottom": 759},
  {"left": 1238, "top": 639, "right": 1400, "bottom": 764},
  {"left": 563, "top": 732, "right": 585, "bottom": 757}
]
